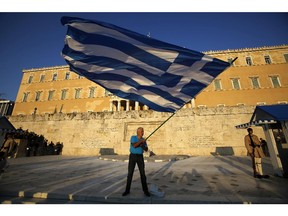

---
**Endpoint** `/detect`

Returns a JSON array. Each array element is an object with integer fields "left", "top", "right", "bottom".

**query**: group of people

[
  {"left": 13, "top": 128, "right": 63, "bottom": 157},
  {"left": 0, "top": 129, "right": 64, "bottom": 174}
]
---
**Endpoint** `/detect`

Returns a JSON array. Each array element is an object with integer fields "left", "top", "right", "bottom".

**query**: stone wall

[{"left": 8, "top": 106, "right": 264, "bottom": 156}]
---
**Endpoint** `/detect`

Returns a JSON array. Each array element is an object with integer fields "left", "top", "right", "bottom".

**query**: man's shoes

[
  {"left": 144, "top": 191, "right": 151, "bottom": 197},
  {"left": 122, "top": 191, "right": 130, "bottom": 196},
  {"left": 261, "top": 174, "right": 270, "bottom": 179},
  {"left": 254, "top": 174, "right": 262, "bottom": 179}
]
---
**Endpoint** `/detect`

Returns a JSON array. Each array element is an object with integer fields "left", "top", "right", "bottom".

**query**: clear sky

[{"left": 0, "top": 12, "right": 288, "bottom": 101}]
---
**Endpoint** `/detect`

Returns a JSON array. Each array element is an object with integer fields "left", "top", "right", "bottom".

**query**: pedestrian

[
  {"left": 0, "top": 133, "right": 17, "bottom": 172},
  {"left": 122, "top": 127, "right": 150, "bottom": 197},
  {"left": 244, "top": 128, "right": 269, "bottom": 179},
  {"left": 55, "top": 142, "right": 63, "bottom": 155},
  {"left": 260, "top": 138, "right": 270, "bottom": 157}
]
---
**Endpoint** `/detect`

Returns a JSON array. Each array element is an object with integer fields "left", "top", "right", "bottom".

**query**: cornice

[
  {"left": 23, "top": 65, "right": 69, "bottom": 73},
  {"left": 204, "top": 44, "right": 288, "bottom": 55}
]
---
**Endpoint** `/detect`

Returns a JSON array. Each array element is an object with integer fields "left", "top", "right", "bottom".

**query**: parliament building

[{"left": 12, "top": 45, "right": 288, "bottom": 116}]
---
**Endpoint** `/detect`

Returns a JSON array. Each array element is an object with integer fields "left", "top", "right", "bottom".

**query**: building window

[
  {"left": 246, "top": 57, "right": 252, "bottom": 66},
  {"left": 27, "top": 75, "right": 33, "bottom": 84},
  {"left": 214, "top": 79, "right": 222, "bottom": 91},
  {"left": 231, "top": 78, "right": 241, "bottom": 90},
  {"left": 89, "top": 87, "right": 96, "bottom": 98},
  {"left": 35, "top": 91, "right": 42, "bottom": 102},
  {"left": 250, "top": 77, "right": 260, "bottom": 89},
  {"left": 264, "top": 55, "right": 271, "bottom": 64},
  {"left": 270, "top": 76, "right": 281, "bottom": 88},
  {"left": 284, "top": 54, "right": 288, "bottom": 63},
  {"left": 48, "top": 90, "right": 55, "bottom": 101},
  {"left": 65, "top": 72, "right": 70, "bottom": 80},
  {"left": 75, "top": 88, "right": 82, "bottom": 99},
  {"left": 61, "top": 89, "right": 68, "bottom": 100},
  {"left": 22, "top": 92, "right": 29, "bottom": 102},
  {"left": 40, "top": 74, "right": 45, "bottom": 82},
  {"left": 52, "top": 73, "right": 57, "bottom": 81}
]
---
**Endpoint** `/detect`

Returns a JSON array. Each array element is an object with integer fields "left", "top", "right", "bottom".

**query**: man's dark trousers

[{"left": 124, "top": 153, "right": 149, "bottom": 193}]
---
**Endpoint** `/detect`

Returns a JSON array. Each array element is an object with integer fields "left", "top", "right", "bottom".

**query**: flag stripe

[
  {"left": 67, "top": 63, "right": 181, "bottom": 112},
  {"left": 62, "top": 16, "right": 191, "bottom": 54},
  {"left": 61, "top": 16, "right": 230, "bottom": 113},
  {"left": 67, "top": 26, "right": 175, "bottom": 71},
  {"left": 63, "top": 52, "right": 199, "bottom": 104},
  {"left": 67, "top": 62, "right": 187, "bottom": 106},
  {"left": 63, "top": 42, "right": 166, "bottom": 77},
  {"left": 64, "top": 42, "right": 215, "bottom": 87},
  {"left": 65, "top": 35, "right": 172, "bottom": 76}
]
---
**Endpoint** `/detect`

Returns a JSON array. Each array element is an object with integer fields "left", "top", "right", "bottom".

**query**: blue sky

[{"left": 0, "top": 12, "right": 288, "bottom": 101}]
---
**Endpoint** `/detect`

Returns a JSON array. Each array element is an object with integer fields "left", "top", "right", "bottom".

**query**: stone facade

[
  {"left": 12, "top": 45, "right": 288, "bottom": 116},
  {"left": 8, "top": 106, "right": 264, "bottom": 156}
]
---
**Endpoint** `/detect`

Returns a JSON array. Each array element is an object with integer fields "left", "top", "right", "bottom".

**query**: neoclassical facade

[
  {"left": 12, "top": 45, "right": 288, "bottom": 116},
  {"left": 197, "top": 45, "right": 288, "bottom": 107}
]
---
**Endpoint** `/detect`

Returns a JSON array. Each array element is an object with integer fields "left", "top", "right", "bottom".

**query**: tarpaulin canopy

[{"left": 235, "top": 104, "right": 288, "bottom": 129}]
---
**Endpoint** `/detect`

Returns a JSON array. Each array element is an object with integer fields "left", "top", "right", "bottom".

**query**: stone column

[
  {"left": 117, "top": 100, "right": 121, "bottom": 111},
  {"left": 109, "top": 100, "right": 113, "bottom": 112},
  {"left": 0, "top": 103, "right": 3, "bottom": 115},
  {"left": 263, "top": 124, "right": 283, "bottom": 176},
  {"left": 4, "top": 103, "right": 9, "bottom": 115},
  {"left": 281, "top": 121, "right": 288, "bottom": 147},
  {"left": 135, "top": 101, "right": 139, "bottom": 110},
  {"left": 191, "top": 98, "right": 195, "bottom": 108},
  {"left": 126, "top": 100, "right": 130, "bottom": 111}
]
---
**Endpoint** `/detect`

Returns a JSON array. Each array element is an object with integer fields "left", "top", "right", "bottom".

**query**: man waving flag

[{"left": 61, "top": 16, "right": 230, "bottom": 113}]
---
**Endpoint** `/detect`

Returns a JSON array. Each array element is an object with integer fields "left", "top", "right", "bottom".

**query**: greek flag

[{"left": 61, "top": 16, "right": 230, "bottom": 113}]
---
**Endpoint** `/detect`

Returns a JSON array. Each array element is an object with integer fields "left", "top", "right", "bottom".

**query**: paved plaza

[{"left": 0, "top": 155, "right": 288, "bottom": 204}]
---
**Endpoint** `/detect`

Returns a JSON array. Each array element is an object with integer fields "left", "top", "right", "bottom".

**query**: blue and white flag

[{"left": 61, "top": 16, "right": 230, "bottom": 113}]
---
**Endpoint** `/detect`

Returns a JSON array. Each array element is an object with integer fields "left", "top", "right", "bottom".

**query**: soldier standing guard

[{"left": 244, "top": 128, "right": 269, "bottom": 179}]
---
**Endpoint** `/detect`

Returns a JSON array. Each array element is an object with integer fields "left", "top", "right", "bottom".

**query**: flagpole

[
  {"left": 145, "top": 111, "right": 177, "bottom": 141},
  {"left": 145, "top": 102, "right": 186, "bottom": 141},
  {"left": 230, "top": 57, "right": 238, "bottom": 65}
]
